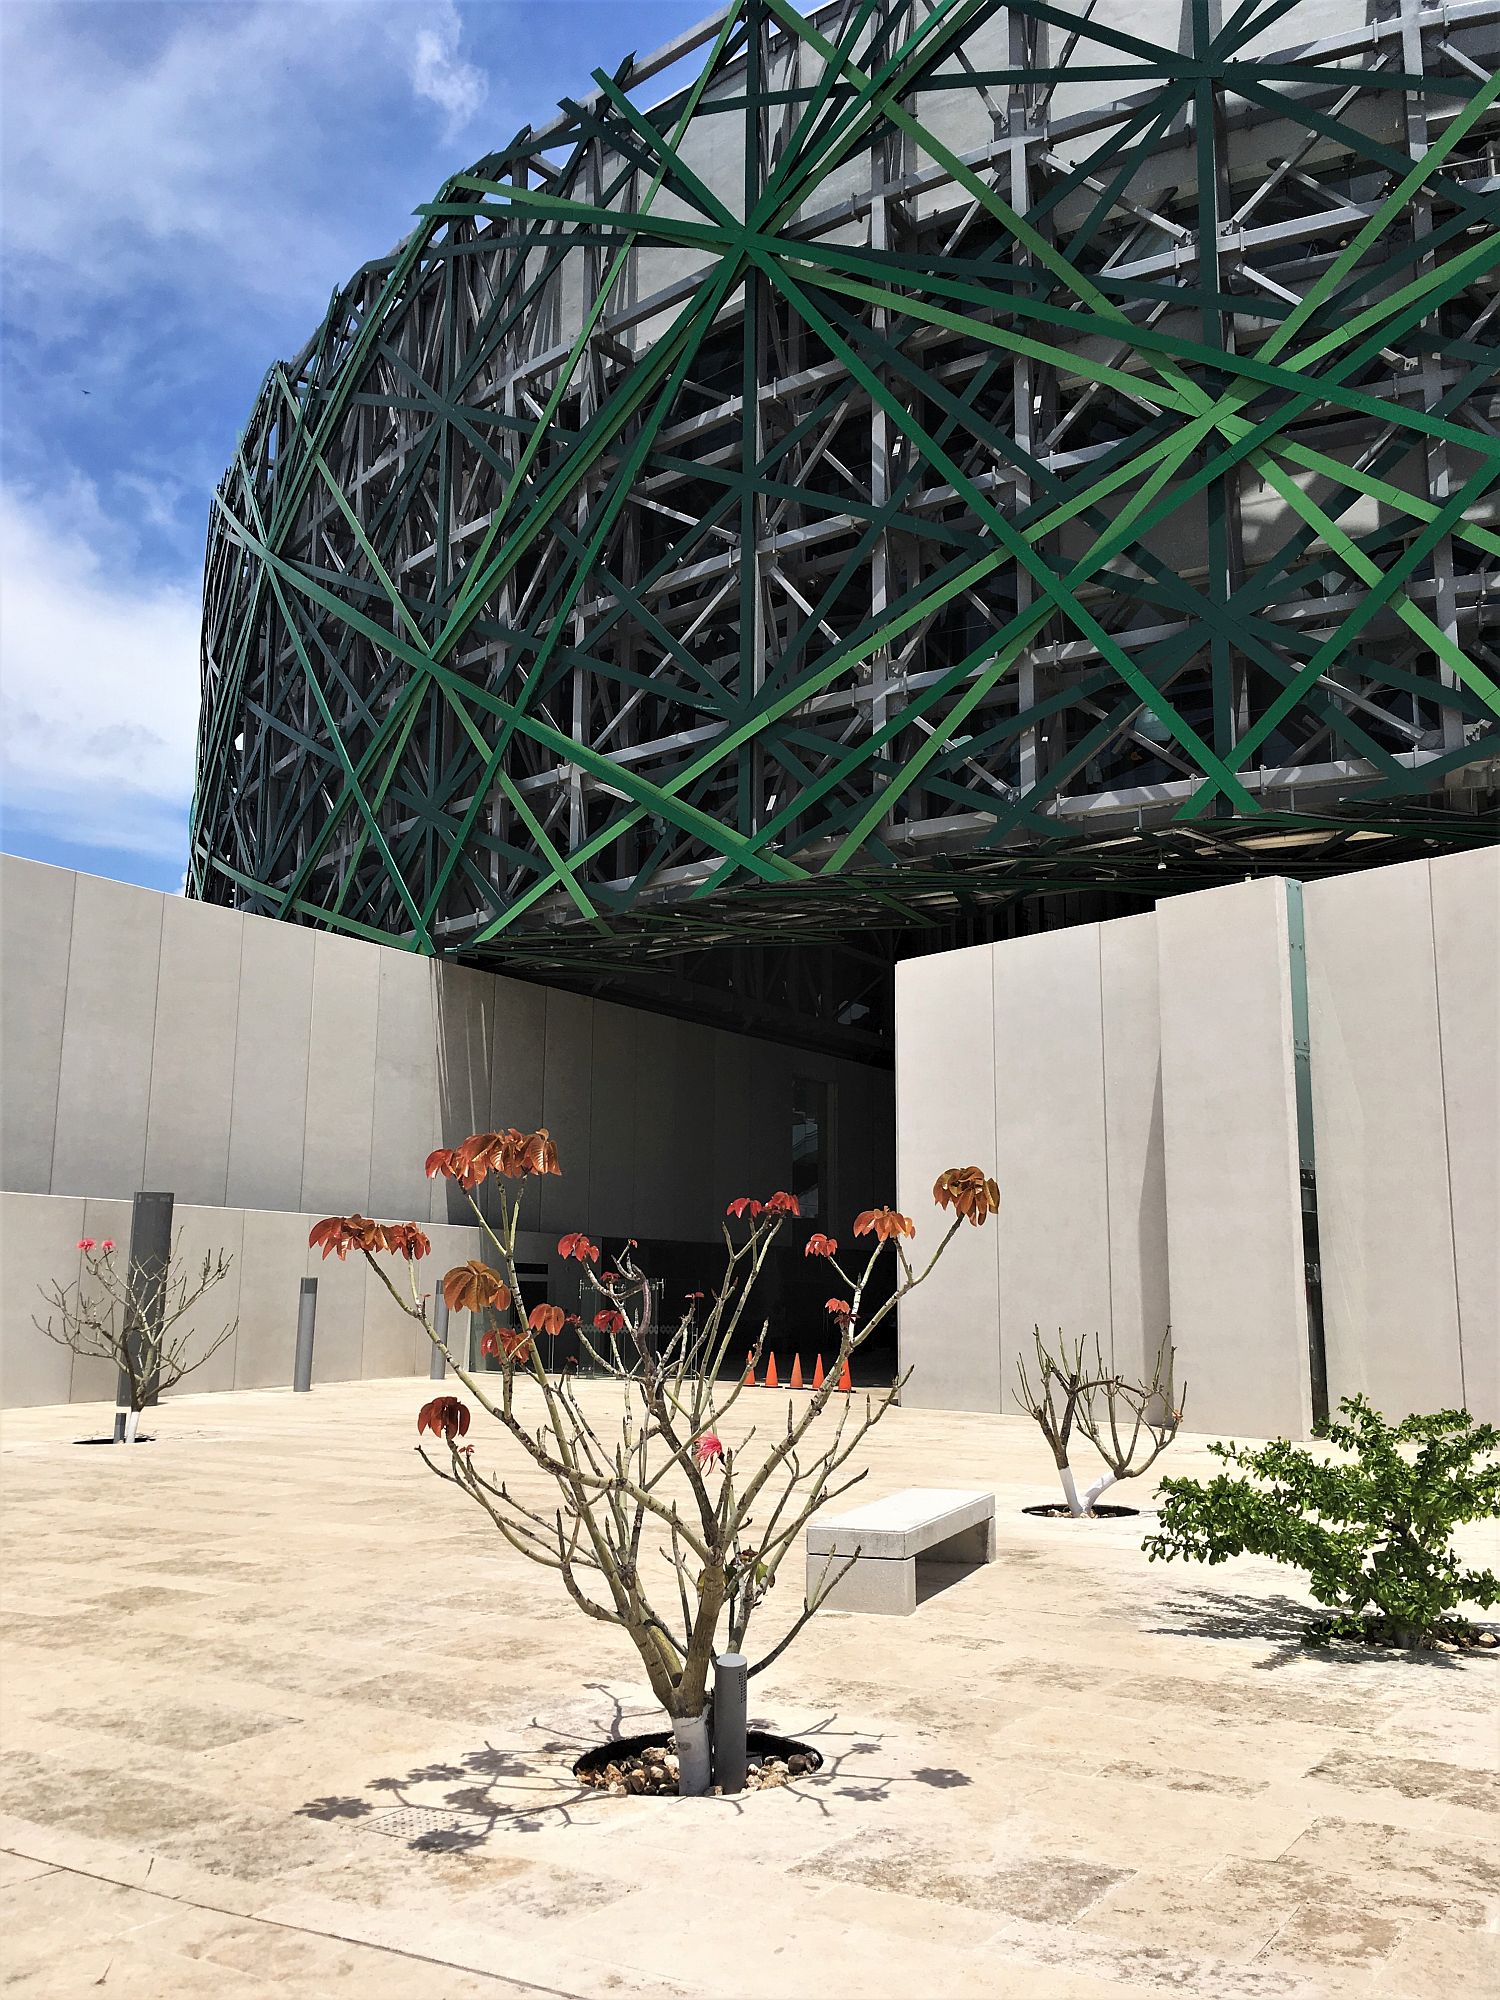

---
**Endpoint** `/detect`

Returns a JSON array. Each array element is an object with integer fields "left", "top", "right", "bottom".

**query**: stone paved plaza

[{"left": 1, "top": 1379, "right": 1496, "bottom": 1999}]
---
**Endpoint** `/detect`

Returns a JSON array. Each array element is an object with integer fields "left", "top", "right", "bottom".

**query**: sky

[{"left": 0, "top": 0, "right": 710, "bottom": 892}]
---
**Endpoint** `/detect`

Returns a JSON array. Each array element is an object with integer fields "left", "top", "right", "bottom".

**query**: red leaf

[
  {"left": 852, "top": 1207, "right": 916, "bottom": 1244},
  {"left": 557, "top": 1231, "right": 600, "bottom": 1264},
  {"left": 416, "top": 1396, "right": 471, "bottom": 1442},
  {"left": 932, "top": 1167, "right": 1001, "bottom": 1227},
  {"left": 442, "top": 1261, "right": 512, "bottom": 1314},
  {"left": 379, "top": 1223, "right": 432, "bottom": 1261},
  {"left": 804, "top": 1233, "right": 838, "bottom": 1258},
  {"left": 309, "top": 1215, "right": 380, "bottom": 1260}
]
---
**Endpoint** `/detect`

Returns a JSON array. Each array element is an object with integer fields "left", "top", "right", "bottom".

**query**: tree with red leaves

[{"left": 311, "top": 1135, "right": 996, "bottom": 1796}]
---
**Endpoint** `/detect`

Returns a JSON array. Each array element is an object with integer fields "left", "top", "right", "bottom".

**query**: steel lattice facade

[{"left": 193, "top": 0, "right": 1500, "bottom": 1037}]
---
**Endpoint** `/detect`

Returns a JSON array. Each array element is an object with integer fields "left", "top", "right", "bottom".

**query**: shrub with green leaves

[{"left": 1143, "top": 1396, "right": 1500, "bottom": 1648}]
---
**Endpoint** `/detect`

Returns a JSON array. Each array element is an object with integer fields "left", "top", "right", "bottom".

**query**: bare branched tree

[
  {"left": 1016, "top": 1327, "right": 1184, "bottom": 1517},
  {"left": 36, "top": 1237, "right": 237, "bottom": 1441},
  {"left": 313, "top": 1149, "right": 999, "bottom": 1793}
]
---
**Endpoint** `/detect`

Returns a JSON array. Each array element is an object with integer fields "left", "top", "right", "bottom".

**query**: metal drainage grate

[{"left": 361, "top": 1807, "right": 490, "bottom": 1844}]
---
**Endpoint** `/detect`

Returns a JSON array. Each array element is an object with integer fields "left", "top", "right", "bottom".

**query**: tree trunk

[
  {"left": 671, "top": 1709, "right": 712, "bottom": 1796},
  {"left": 1058, "top": 1462, "right": 1085, "bottom": 1518}
]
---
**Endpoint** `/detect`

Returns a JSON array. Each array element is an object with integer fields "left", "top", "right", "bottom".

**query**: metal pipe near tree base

[
  {"left": 292, "top": 1277, "right": 317, "bottom": 1392},
  {"left": 713, "top": 1653, "right": 748, "bottom": 1793},
  {"left": 429, "top": 1292, "right": 450, "bottom": 1380}
]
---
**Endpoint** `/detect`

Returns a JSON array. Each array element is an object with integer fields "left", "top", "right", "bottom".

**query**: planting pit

[
  {"left": 1022, "top": 1501, "right": 1138, "bottom": 1519},
  {"left": 573, "top": 1728, "right": 823, "bottom": 1796}
]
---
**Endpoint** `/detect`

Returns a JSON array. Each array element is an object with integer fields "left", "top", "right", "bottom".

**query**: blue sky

[{"left": 0, "top": 0, "right": 709, "bottom": 891}]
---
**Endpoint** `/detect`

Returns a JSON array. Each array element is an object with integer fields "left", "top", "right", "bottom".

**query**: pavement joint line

[{"left": 0, "top": 1842, "right": 593, "bottom": 1999}]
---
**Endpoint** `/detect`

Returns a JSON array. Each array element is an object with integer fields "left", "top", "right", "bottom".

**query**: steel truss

[{"left": 193, "top": 0, "right": 1500, "bottom": 1027}]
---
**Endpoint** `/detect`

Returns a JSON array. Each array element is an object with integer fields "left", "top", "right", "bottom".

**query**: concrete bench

[{"left": 805, "top": 1487, "right": 996, "bottom": 1616}]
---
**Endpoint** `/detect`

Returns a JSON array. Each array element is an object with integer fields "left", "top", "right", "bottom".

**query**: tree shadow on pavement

[
  {"left": 1146, "top": 1588, "right": 1472, "bottom": 1672},
  {"left": 295, "top": 1682, "right": 977, "bottom": 1841}
]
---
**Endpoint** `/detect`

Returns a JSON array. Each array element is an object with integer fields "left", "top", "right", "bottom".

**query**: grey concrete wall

[
  {"left": 897, "top": 851, "right": 1497, "bottom": 1438},
  {"left": 893, "top": 943, "right": 1000, "bottom": 1412},
  {"left": 0, "top": 855, "right": 892, "bottom": 1406},
  {"left": 1305, "top": 849, "right": 1499, "bottom": 1424},
  {"left": 1155, "top": 879, "right": 1312, "bottom": 1441},
  {"left": 0, "top": 1190, "right": 482, "bottom": 1410},
  {"left": 897, "top": 913, "right": 1169, "bottom": 1421}
]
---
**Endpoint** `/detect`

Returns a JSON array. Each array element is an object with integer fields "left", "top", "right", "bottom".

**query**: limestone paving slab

[{"left": 1, "top": 1379, "right": 1497, "bottom": 1999}]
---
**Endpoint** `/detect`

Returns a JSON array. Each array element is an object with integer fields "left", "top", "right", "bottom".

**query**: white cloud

[
  {"left": 0, "top": 1, "right": 493, "bottom": 325},
  {"left": 0, "top": 483, "right": 200, "bottom": 862},
  {"left": 0, "top": 2, "right": 496, "bottom": 870},
  {"left": 411, "top": 9, "right": 487, "bottom": 133}
]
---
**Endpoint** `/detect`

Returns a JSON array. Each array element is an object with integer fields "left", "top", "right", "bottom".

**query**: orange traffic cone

[
  {"left": 743, "top": 1350, "right": 756, "bottom": 1387},
  {"left": 837, "top": 1356, "right": 852, "bottom": 1392},
  {"left": 811, "top": 1354, "right": 825, "bottom": 1389},
  {"left": 790, "top": 1352, "right": 804, "bottom": 1389},
  {"left": 765, "top": 1351, "right": 779, "bottom": 1388}
]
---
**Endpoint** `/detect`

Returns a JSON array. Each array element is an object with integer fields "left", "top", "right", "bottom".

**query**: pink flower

[
  {"left": 100, "top": 1240, "right": 115, "bottom": 1253},
  {"left": 77, "top": 1238, "right": 96, "bottom": 1252},
  {"left": 693, "top": 1432, "right": 725, "bottom": 1469}
]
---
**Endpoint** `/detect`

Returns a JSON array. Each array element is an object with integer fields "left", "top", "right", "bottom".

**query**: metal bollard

[
  {"left": 293, "top": 1277, "right": 318, "bottom": 1392},
  {"left": 429, "top": 1292, "right": 449, "bottom": 1380},
  {"left": 713, "top": 1652, "right": 748, "bottom": 1794},
  {"left": 116, "top": 1190, "right": 174, "bottom": 1437}
]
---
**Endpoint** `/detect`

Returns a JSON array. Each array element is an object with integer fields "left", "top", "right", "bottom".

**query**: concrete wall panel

[
  {"left": 633, "top": 1009, "right": 691, "bottom": 1240},
  {"left": 70, "top": 1197, "right": 135, "bottom": 1403},
  {"left": 538, "top": 988, "right": 594, "bottom": 1237},
  {"left": 299, "top": 930, "right": 380, "bottom": 1217},
  {"left": 0, "top": 856, "right": 74, "bottom": 1194},
  {"left": 304, "top": 1235, "right": 368, "bottom": 1386},
  {"left": 233, "top": 1207, "right": 318, "bottom": 1390},
  {"left": 0, "top": 1193, "right": 84, "bottom": 1407},
  {"left": 1304, "top": 859, "right": 1464, "bottom": 1418},
  {"left": 1100, "top": 913, "right": 1170, "bottom": 1388},
  {"left": 431, "top": 962, "right": 493, "bottom": 1225},
  {"left": 52, "top": 875, "right": 164, "bottom": 1199},
  {"left": 224, "top": 916, "right": 316, "bottom": 1212},
  {"left": 144, "top": 898, "right": 244, "bottom": 1207},
  {"left": 369, "top": 952, "right": 441, "bottom": 1222},
  {"left": 410, "top": 1220, "right": 484, "bottom": 1375},
  {"left": 586, "top": 1002, "right": 638, "bottom": 1240},
  {"left": 489, "top": 976, "right": 547, "bottom": 1234},
  {"left": 895, "top": 945, "right": 1001, "bottom": 1412},
  {"left": 992, "top": 926, "right": 1111, "bottom": 1414},
  {"left": 1430, "top": 847, "right": 1500, "bottom": 1424},
  {"left": 167, "top": 1202, "right": 245, "bottom": 1398},
  {"left": 1156, "top": 880, "right": 1312, "bottom": 1439},
  {"left": 360, "top": 1252, "right": 419, "bottom": 1380}
]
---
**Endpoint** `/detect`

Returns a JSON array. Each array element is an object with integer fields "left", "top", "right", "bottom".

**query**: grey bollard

[
  {"left": 713, "top": 1652, "right": 748, "bottom": 1794},
  {"left": 429, "top": 1292, "right": 450, "bottom": 1380},
  {"left": 293, "top": 1277, "right": 318, "bottom": 1392},
  {"left": 116, "top": 1191, "right": 174, "bottom": 1438}
]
